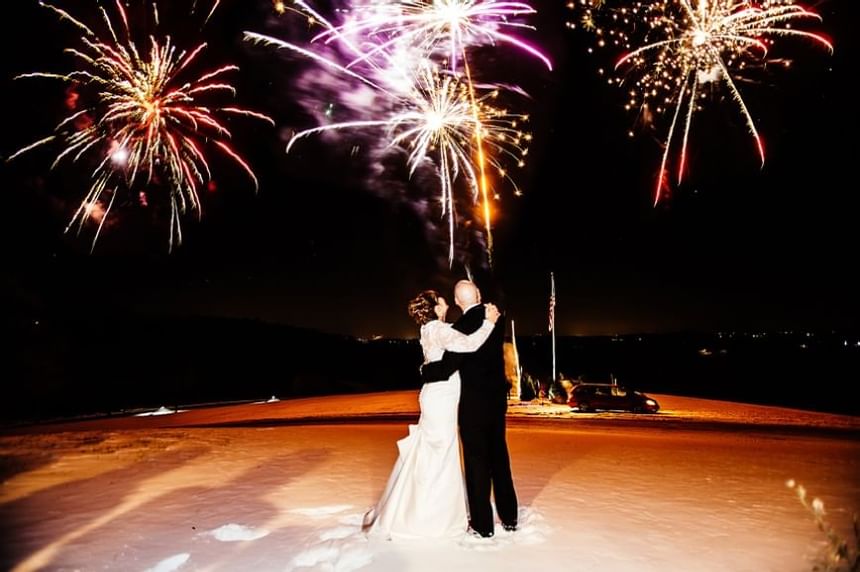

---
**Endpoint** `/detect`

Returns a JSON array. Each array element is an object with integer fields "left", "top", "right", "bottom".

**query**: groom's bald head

[{"left": 454, "top": 280, "right": 480, "bottom": 311}]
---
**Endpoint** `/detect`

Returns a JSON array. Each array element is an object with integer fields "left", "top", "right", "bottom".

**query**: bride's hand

[{"left": 484, "top": 303, "right": 501, "bottom": 323}]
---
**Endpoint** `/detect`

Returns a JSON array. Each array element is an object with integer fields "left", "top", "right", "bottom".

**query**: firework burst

[
  {"left": 571, "top": 0, "right": 832, "bottom": 204},
  {"left": 281, "top": 64, "right": 531, "bottom": 263},
  {"left": 247, "top": 0, "right": 547, "bottom": 265},
  {"left": 312, "top": 0, "right": 549, "bottom": 263},
  {"left": 9, "top": 0, "right": 273, "bottom": 251}
]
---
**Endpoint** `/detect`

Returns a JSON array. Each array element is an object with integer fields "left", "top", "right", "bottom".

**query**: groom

[{"left": 421, "top": 280, "right": 518, "bottom": 538}]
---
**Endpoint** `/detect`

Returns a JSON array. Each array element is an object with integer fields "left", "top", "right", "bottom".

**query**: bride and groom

[{"left": 362, "top": 280, "right": 518, "bottom": 540}]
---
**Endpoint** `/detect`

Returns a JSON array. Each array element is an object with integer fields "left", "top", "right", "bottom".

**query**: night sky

[{"left": 1, "top": 0, "right": 857, "bottom": 338}]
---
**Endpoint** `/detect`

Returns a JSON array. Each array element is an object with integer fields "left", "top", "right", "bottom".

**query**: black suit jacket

[{"left": 421, "top": 304, "right": 508, "bottom": 420}]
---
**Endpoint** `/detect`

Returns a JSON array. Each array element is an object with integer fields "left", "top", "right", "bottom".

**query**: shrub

[{"left": 787, "top": 479, "right": 859, "bottom": 572}]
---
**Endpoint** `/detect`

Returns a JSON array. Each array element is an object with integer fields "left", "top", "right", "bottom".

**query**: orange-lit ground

[{"left": 1, "top": 392, "right": 858, "bottom": 571}]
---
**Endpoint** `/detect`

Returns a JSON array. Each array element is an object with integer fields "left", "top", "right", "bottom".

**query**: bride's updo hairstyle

[{"left": 408, "top": 290, "right": 440, "bottom": 326}]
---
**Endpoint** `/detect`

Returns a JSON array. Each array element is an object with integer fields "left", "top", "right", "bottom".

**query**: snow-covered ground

[{"left": 1, "top": 392, "right": 858, "bottom": 571}]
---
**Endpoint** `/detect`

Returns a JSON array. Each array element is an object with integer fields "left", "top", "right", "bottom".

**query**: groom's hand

[{"left": 421, "top": 353, "right": 461, "bottom": 383}]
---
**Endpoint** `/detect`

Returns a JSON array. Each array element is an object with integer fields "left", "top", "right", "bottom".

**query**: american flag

[{"left": 548, "top": 272, "right": 556, "bottom": 332}]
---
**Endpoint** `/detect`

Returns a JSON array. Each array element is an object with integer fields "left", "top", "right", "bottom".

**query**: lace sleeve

[{"left": 434, "top": 319, "right": 495, "bottom": 353}]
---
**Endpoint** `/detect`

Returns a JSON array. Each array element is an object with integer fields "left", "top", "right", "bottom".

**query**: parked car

[{"left": 568, "top": 383, "right": 659, "bottom": 413}]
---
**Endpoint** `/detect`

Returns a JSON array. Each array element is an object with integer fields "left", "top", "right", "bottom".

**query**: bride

[{"left": 362, "top": 289, "right": 501, "bottom": 539}]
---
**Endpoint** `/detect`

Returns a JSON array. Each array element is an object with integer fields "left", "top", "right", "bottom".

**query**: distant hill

[
  {"left": 5, "top": 313, "right": 423, "bottom": 423},
  {"left": 5, "top": 314, "right": 858, "bottom": 423},
  {"left": 515, "top": 330, "right": 860, "bottom": 416}
]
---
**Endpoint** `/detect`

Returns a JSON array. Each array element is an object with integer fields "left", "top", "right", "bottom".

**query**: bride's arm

[
  {"left": 422, "top": 304, "right": 501, "bottom": 383},
  {"left": 435, "top": 318, "right": 495, "bottom": 353}
]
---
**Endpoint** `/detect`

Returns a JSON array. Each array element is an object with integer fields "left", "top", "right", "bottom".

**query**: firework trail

[
  {"left": 9, "top": 0, "right": 273, "bottom": 251},
  {"left": 570, "top": 0, "right": 832, "bottom": 204}
]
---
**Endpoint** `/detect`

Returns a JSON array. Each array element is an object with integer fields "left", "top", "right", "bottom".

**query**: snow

[
  {"left": 135, "top": 406, "right": 188, "bottom": 417},
  {"left": 207, "top": 523, "right": 270, "bottom": 542},
  {"left": 144, "top": 553, "right": 190, "bottom": 572},
  {"left": 1, "top": 391, "right": 858, "bottom": 571}
]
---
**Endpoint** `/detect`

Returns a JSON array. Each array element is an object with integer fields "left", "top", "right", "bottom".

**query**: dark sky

[{"left": 1, "top": 0, "right": 857, "bottom": 338}]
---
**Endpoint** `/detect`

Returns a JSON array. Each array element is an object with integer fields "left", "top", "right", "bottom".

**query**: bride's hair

[{"left": 408, "top": 290, "right": 440, "bottom": 326}]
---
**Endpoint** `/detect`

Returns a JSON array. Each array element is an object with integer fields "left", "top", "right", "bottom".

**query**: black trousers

[{"left": 459, "top": 412, "right": 518, "bottom": 534}]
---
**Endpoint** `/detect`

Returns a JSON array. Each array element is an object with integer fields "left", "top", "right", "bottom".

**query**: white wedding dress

[{"left": 363, "top": 317, "right": 495, "bottom": 539}]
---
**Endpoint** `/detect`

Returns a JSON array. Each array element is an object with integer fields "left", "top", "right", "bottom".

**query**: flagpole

[
  {"left": 550, "top": 272, "right": 557, "bottom": 385},
  {"left": 511, "top": 319, "right": 522, "bottom": 397}
]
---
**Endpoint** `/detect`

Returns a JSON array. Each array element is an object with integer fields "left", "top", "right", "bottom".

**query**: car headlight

[{"left": 645, "top": 399, "right": 656, "bottom": 406}]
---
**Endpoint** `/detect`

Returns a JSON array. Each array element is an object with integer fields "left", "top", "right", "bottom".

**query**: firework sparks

[
  {"left": 9, "top": 0, "right": 273, "bottom": 251},
  {"left": 572, "top": 0, "right": 832, "bottom": 204}
]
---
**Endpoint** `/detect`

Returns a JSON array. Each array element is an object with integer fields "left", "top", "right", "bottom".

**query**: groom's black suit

[{"left": 421, "top": 303, "right": 518, "bottom": 536}]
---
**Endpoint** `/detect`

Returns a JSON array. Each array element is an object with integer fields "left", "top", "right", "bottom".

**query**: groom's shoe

[
  {"left": 502, "top": 522, "right": 517, "bottom": 532},
  {"left": 467, "top": 526, "right": 494, "bottom": 539}
]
